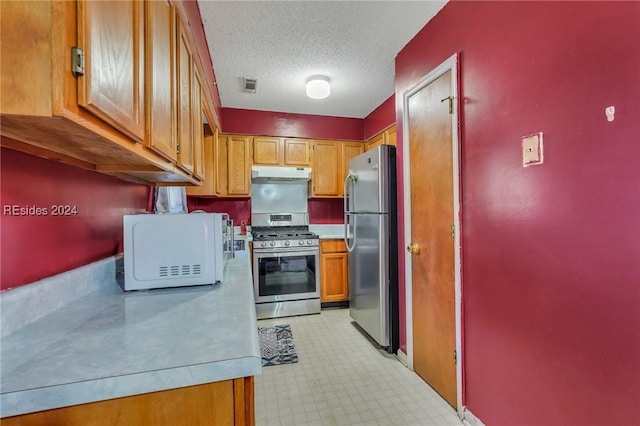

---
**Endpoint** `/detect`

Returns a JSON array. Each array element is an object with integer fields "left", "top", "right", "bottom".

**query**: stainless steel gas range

[{"left": 252, "top": 212, "right": 321, "bottom": 319}]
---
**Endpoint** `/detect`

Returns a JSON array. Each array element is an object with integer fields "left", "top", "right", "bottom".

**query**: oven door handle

[{"left": 253, "top": 249, "right": 319, "bottom": 257}]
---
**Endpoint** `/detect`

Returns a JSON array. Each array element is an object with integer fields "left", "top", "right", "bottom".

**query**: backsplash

[
  {"left": 187, "top": 197, "right": 344, "bottom": 225},
  {"left": 187, "top": 198, "right": 251, "bottom": 224},
  {"left": 308, "top": 199, "right": 344, "bottom": 224}
]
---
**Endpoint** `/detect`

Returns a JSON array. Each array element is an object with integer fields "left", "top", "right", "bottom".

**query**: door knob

[{"left": 407, "top": 243, "right": 421, "bottom": 254}]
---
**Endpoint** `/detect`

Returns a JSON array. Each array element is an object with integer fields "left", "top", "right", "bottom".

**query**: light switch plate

[{"left": 522, "top": 132, "right": 543, "bottom": 167}]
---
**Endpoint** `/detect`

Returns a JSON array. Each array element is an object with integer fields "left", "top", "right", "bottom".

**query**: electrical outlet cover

[{"left": 522, "top": 132, "right": 543, "bottom": 167}]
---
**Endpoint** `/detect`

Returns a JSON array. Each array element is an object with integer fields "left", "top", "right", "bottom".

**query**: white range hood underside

[{"left": 251, "top": 166, "right": 312, "bottom": 182}]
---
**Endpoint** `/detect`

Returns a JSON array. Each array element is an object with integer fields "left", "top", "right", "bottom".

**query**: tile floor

[{"left": 255, "top": 308, "right": 462, "bottom": 426}]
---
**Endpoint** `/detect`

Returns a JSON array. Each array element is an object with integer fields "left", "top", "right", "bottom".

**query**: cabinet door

[
  {"left": 365, "top": 132, "right": 384, "bottom": 151},
  {"left": 192, "top": 69, "right": 205, "bottom": 180},
  {"left": 284, "top": 138, "right": 310, "bottom": 166},
  {"left": 320, "top": 240, "right": 348, "bottom": 303},
  {"left": 78, "top": 0, "right": 144, "bottom": 142},
  {"left": 384, "top": 125, "right": 397, "bottom": 146},
  {"left": 311, "top": 141, "right": 340, "bottom": 197},
  {"left": 144, "top": 0, "right": 176, "bottom": 161},
  {"left": 176, "top": 20, "right": 194, "bottom": 174},
  {"left": 186, "top": 131, "right": 215, "bottom": 196},
  {"left": 227, "top": 135, "right": 251, "bottom": 196},
  {"left": 215, "top": 131, "right": 229, "bottom": 196},
  {"left": 341, "top": 142, "right": 365, "bottom": 196},
  {"left": 253, "top": 137, "right": 281, "bottom": 165}
]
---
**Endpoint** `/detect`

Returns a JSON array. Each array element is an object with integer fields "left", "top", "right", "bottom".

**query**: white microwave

[{"left": 123, "top": 213, "right": 225, "bottom": 291}]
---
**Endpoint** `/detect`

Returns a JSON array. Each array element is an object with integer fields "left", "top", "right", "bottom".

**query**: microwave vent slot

[{"left": 158, "top": 264, "right": 203, "bottom": 278}]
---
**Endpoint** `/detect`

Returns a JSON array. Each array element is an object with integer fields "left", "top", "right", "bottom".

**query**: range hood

[{"left": 251, "top": 166, "right": 312, "bottom": 182}]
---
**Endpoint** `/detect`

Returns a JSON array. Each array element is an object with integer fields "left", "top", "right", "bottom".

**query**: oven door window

[{"left": 257, "top": 253, "right": 317, "bottom": 297}]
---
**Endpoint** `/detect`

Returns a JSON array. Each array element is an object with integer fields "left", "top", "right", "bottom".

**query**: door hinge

[
  {"left": 176, "top": 142, "right": 180, "bottom": 155},
  {"left": 71, "top": 47, "right": 84, "bottom": 77},
  {"left": 441, "top": 96, "right": 454, "bottom": 114},
  {"left": 454, "top": 348, "right": 457, "bottom": 365},
  {"left": 450, "top": 224, "right": 455, "bottom": 239}
]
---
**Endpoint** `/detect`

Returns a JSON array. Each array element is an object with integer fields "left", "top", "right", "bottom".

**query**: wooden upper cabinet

[
  {"left": 385, "top": 125, "right": 397, "bottom": 147},
  {"left": 0, "top": 0, "right": 211, "bottom": 185},
  {"left": 365, "top": 124, "right": 396, "bottom": 151},
  {"left": 215, "top": 132, "right": 229, "bottom": 196},
  {"left": 253, "top": 137, "right": 281, "bottom": 165},
  {"left": 341, "top": 142, "right": 365, "bottom": 196},
  {"left": 187, "top": 126, "right": 216, "bottom": 197},
  {"left": 226, "top": 135, "right": 252, "bottom": 196},
  {"left": 176, "top": 19, "right": 194, "bottom": 174},
  {"left": 283, "top": 138, "right": 310, "bottom": 166},
  {"left": 365, "top": 131, "right": 384, "bottom": 151},
  {"left": 191, "top": 69, "right": 205, "bottom": 180},
  {"left": 311, "top": 141, "right": 341, "bottom": 197},
  {"left": 144, "top": 0, "right": 177, "bottom": 162},
  {"left": 252, "top": 137, "right": 310, "bottom": 166},
  {"left": 309, "top": 140, "right": 364, "bottom": 198},
  {"left": 77, "top": 0, "right": 145, "bottom": 143}
]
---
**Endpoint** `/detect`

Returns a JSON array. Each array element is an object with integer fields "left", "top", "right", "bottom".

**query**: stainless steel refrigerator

[{"left": 344, "top": 145, "right": 398, "bottom": 353}]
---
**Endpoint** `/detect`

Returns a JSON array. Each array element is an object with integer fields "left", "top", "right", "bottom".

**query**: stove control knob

[
  {"left": 270, "top": 241, "right": 276, "bottom": 247},
  {"left": 298, "top": 240, "right": 304, "bottom": 245},
  {"left": 284, "top": 241, "right": 290, "bottom": 247},
  {"left": 307, "top": 240, "right": 312, "bottom": 245},
  {"left": 261, "top": 241, "right": 267, "bottom": 248}
]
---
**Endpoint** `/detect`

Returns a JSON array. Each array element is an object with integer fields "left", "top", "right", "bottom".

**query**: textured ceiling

[{"left": 198, "top": 1, "right": 447, "bottom": 119}]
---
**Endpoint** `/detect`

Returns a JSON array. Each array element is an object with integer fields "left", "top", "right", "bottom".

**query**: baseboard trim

[
  {"left": 396, "top": 348, "right": 408, "bottom": 366},
  {"left": 463, "top": 407, "right": 485, "bottom": 426},
  {"left": 321, "top": 301, "right": 349, "bottom": 309}
]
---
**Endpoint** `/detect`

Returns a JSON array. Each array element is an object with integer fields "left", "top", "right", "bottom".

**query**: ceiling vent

[{"left": 243, "top": 78, "right": 257, "bottom": 93}]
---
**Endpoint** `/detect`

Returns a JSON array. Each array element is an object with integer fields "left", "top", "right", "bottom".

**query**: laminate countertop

[{"left": 0, "top": 256, "right": 261, "bottom": 418}]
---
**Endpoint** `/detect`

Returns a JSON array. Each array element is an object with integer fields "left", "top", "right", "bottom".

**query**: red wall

[
  {"left": 220, "top": 108, "right": 364, "bottom": 140},
  {"left": 187, "top": 197, "right": 251, "bottom": 225},
  {"left": 1, "top": 145, "right": 149, "bottom": 291},
  {"left": 395, "top": 1, "right": 640, "bottom": 424},
  {"left": 363, "top": 95, "right": 395, "bottom": 139},
  {"left": 187, "top": 197, "right": 344, "bottom": 225},
  {"left": 308, "top": 199, "right": 344, "bottom": 224}
]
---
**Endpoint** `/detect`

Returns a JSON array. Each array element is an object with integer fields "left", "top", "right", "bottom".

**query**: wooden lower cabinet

[
  {"left": 320, "top": 239, "right": 349, "bottom": 303},
  {"left": 3, "top": 377, "right": 255, "bottom": 426}
]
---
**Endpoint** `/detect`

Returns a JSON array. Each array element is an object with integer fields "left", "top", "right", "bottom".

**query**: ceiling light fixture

[{"left": 306, "top": 75, "right": 330, "bottom": 99}]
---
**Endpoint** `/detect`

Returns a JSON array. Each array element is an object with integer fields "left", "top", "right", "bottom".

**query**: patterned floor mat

[{"left": 258, "top": 324, "right": 299, "bottom": 366}]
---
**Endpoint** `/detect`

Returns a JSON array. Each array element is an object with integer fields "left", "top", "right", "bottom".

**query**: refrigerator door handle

[
  {"left": 343, "top": 173, "right": 351, "bottom": 214},
  {"left": 344, "top": 173, "right": 357, "bottom": 253},
  {"left": 343, "top": 173, "right": 358, "bottom": 214},
  {"left": 345, "top": 213, "right": 356, "bottom": 253}
]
